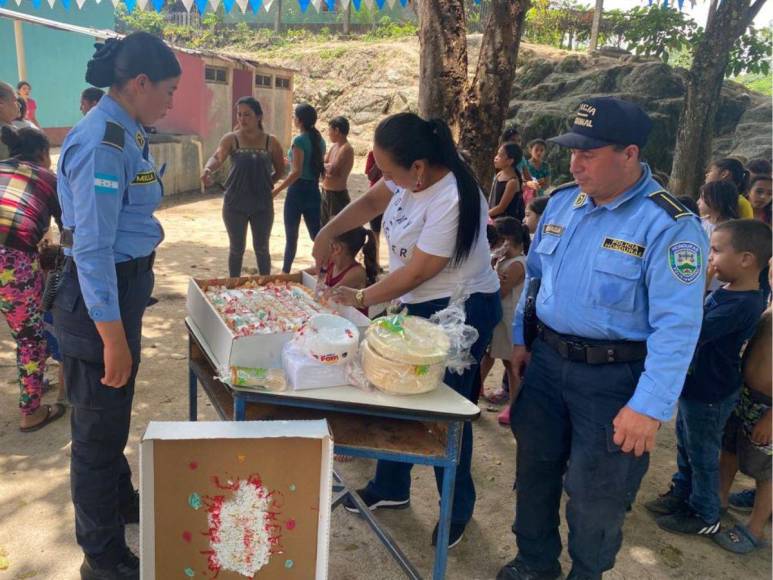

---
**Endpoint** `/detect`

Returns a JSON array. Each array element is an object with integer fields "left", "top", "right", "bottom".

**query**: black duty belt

[
  {"left": 65, "top": 252, "right": 155, "bottom": 277},
  {"left": 538, "top": 323, "right": 647, "bottom": 364}
]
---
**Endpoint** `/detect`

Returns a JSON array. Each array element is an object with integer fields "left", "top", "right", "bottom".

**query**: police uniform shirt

[
  {"left": 512, "top": 164, "right": 708, "bottom": 422},
  {"left": 58, "top": 94, "right": 164, "bottom": 322}
]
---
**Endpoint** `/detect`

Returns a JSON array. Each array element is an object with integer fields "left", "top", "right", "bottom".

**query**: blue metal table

[{"left": 186, "top": 318, "right": 480, "bottom": 579}]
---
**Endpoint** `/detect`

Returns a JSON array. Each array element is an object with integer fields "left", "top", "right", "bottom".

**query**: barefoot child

[
  {"left": 715, "top": 259, "right": 772, "bottom": 554},
  {"left": 480, "top": 217, "right": 527, "bottom": 425}
]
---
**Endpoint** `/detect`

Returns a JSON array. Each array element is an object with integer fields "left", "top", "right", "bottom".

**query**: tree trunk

[
  {"left": 588, "top": 0, "right": 603, "bottom": 52},
  {"left": 273, "top": 0, "right": 283, "bottom": 34},
  {"left": 669, "top": 0, "right": 765, "bottom": 197},
  {"left": 343, "top": 0, "right": 351, "bottom": 35},
  {"left": 459, "top": 0, "right": 530, "bottom": 187},
  {"left": 416, "top": 0, "right": 468, "bottom": 136}
]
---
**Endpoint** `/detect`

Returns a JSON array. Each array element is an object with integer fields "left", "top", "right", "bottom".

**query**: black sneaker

[
  {"left": 80, "top": 550, "right": 139, "bottom": 580},
  {"left": 120, "top": 490, "right": 140, "bottom": 525},
  {"left": 342, "top": 487, "right": 410, "bottom": 514},
  {"left": 431, "top": 522, "right": 465, "bottom": 549},
  {"left": 496, "top": 558, "right": 562, "bottom": 580},
  {"left": 656, "top": 510, "right": 720, "bottom": 536},
  {"left": 644, "top": 487, "right": 687, "bottom": 516}
]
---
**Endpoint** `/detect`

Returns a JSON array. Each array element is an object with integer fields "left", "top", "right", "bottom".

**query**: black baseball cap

[{"left": 548, "top": 97, "right": 653, "bottom": 150}]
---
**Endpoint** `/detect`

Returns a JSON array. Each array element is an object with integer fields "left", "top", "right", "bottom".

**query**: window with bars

[
  {"left": 255, "top": 74, "right": 272, "bottom": 87},
  {"left": 275, "top": 77, "right": 291, "bottom": 90},
  {"left": 205, "top": 66, "right": 228, "bottom": 84}
]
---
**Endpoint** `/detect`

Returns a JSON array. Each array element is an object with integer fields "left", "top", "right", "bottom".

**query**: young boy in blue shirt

[{"left": 645, "top": 219, "right": 772, "bottom": 535}]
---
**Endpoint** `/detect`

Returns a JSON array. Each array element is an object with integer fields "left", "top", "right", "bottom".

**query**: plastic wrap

[
  {"left": 292, "top": 313, "right": 359, "bottom": 366},
  {"left": 227, "top": 367, "right": 287, "bottom": 392},
  {"left": 429, "top": 288, "right": 479, "bottom": 375},
  {"left": 281, "top": 342, "right": 350, "bottom": 391},
  {"left": 360, "top": 339, "right": 445, "bottom": 395}
]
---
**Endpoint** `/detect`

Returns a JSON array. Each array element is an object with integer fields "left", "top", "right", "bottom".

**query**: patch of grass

[
  {"left": 735, "top": 71, "right": 772, "bottom": 95},
  {"left": 319, "top": 47, "right": 348, "bottom": 60}
]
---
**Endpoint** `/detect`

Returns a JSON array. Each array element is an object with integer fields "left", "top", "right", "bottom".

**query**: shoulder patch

[
  {"left": 101, "top": 121, "right": 125, "bottom": 151},
  {"left": 548, "top": 181, "right": 577, "bottom": 197},
  {"left": 648, "top": 190, "right": 692, "bottom": 220}
]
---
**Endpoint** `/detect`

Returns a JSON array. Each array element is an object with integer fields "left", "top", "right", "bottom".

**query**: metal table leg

[
  {"left": 188, "top": 337, "right": 197, "bottom": 421},
  {"left": 432, "top": 420, "right": 462, "bottom": 580},
  {"left": 234, "top": 395, "right": 246, "bottom": 421}
]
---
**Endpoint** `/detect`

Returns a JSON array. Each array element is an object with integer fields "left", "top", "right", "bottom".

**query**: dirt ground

[{"left": 0, "top": 170, "right": 770, "bottom": 580}]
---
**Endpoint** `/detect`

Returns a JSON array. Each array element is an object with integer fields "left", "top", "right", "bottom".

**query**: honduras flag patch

[{"left": 94, "top": 173, "right": 119, "bottom": 195}]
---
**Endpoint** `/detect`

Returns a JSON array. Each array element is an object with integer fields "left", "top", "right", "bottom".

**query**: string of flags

[{"left": 0, "top": 0, "right": 488, "bottom": 14}]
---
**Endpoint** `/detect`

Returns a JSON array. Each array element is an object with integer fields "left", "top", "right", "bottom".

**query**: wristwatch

[{"left": 355, "top": 289, "right": 366, "bottom": 309}]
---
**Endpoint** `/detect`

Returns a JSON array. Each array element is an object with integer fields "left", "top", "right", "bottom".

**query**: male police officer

[{"left": 497, "top": 97, "right": 707, "bottom": 580}]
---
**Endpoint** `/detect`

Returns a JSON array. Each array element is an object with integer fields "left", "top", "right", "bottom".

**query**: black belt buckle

[{"left": 564, "top": 339, "right": 587, "bottom": 363}]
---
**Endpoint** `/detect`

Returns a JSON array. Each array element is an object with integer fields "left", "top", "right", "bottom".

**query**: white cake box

[
  {"left": 186, "top": 272, "right": 371, "bottom": 375},
  {"left": 140, "top": 420, "right": 333, "bottom": 579}
]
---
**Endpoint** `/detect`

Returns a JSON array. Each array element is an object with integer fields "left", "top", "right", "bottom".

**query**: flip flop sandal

[
  {"left": 20, "top": 403, "right": 66, "bottom": 433},
  {"left": 713, "top": 524, "right": 764, "bottom": 554}
]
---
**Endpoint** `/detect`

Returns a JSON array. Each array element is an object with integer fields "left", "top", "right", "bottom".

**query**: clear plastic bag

[{"left": 429, "top": 286, "right": 479, "bottom": 375}]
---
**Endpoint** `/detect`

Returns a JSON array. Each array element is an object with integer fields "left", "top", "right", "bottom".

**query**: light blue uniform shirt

[
  {"left": 58, "top": 95, "right": 164, "bottom": 322},
  {"left": 512, "top": 164, "right": 708, "bottom": 422}
]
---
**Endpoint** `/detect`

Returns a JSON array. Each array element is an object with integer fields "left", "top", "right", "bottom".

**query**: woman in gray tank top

[{"left": 201, "top": 97, "right": 284, "bottom": 276}]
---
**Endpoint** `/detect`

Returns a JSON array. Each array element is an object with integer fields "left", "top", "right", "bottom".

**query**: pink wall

[
  {"left": 156, "top": 51, "right": 214, "bottom": 139},
  {"left": 232, "top": 69, "right": 253, "bottom": 128}
]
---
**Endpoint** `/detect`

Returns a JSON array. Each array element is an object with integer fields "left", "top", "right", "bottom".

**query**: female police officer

[{"left": 53, "top": 32, "right": 180, "bottom": 580}]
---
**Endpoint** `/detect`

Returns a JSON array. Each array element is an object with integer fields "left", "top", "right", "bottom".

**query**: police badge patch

[
  {"left": 135, "top": 131, "right": 145, "bottom": 148},
  {"left": 668, "top": 241, "right": 702, "bottom": 284}
]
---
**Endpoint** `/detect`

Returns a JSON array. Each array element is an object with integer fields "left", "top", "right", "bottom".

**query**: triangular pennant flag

[
  {"left": 0, "top": 0, "right": 8, "bottom": 8},
  {"left": 298, "top": 0, "right": 311, "bottom": 12},
  {"left": 399, "top": 0, "right": 407, "bottom": 6},
  {"left": 137, "top": 0, "right": 149, "bottom": 10},
  {"left": 248, "top": 0, "right": 262, "bottom": 12},
  {"left": 110, "top": 0, "right": 121, "bottom": 7},
  {"left": 32, "top": 0, "right": 43, "bottom": 8},
  {"left": 363, "top": 0, "right": 374, "bottom": 10},
  {"left": 209, "top": 0, "right": 221, "bottom": 10},
  {"left": 310, "top": 0, "right": 322, "bottom": 11},
  {"left": 340, "top": 0, "right": 350, "bottom": 8},
  {"left": 194, "top": 0, "right": 208, "bottom": 13},
  {"left": 263, "top": 0, "right": 273, "bottom": 10},
  {"left": 13, "top": 0, "right": 23, "bottom": 7},
  {"left": 180, "top": 0, "right": 194, "bottom": 11},
  {"left": 125, "top": 0, "right": 138, "bottom": 11},
  {"left": 152, "top": 0, "right": 165, "bottom": 10},
  {"left": 325, "top": 0, "right": 335, "bottom": 10},
  {"left": 95, "top": 0, "right": 102, "bottom": 4},
  {"left": 235, "top": 0, "right": 249, "bottom": 12},
  {"left": 223, "top": 0, "right": 236, "bottom": 11},
  {"left": 677, "top": 0, "right": 684, "bottom": 8},
  {"left": 351, "top": 0, "right": 361, "bottom": 10},
  {"left": 46, "top": 0, "right": 56, "bottom": 7},
  {"left": 375, "top": 0, "right": 385, "bottom": 9},
  {"left": 386, "top": 0, "right": 395, "bottom": 8}
]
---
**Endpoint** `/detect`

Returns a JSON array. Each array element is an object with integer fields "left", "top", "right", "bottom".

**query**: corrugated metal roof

[{"left": 0, "top": 7, "right": 296, "bottom": 74}]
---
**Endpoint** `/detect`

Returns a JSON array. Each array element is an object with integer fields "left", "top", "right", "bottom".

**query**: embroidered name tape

[
  {"left": 602, "top": 237, "right": 646, "bottom": 258},
  {"left": 94, "top": 173, "right": 119, "bottom": 195},
  {"left": 132, "top": 171, "right": 157, "bottom": 185},
  {"left": 543, "top": 224, "right": 565, "bottom": 237}
]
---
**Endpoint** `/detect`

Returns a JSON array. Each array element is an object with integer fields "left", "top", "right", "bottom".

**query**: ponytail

[
  {"left": 361, "top": 229, "right": 379, "bottom": 285},
  {"left": 502, "top": 142, "right": 524, "bottom": 183},
  {"left": 86, "top": 32, "right": 181, "bottom": 89},
  {"left": 375, "top": 113, "right": 483, "bottom": 265},
  {"left": 294, "top": 103, "right": 325, "bottom": 180}
]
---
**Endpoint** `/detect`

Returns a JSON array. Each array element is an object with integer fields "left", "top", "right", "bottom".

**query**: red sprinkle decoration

[
  {"left": 182, "top": 531, "right": 193, "bottom": 543},
  {"left": 286, "top": 519, "right": 296, "bottom": 531},
  {"left": 189, "top": 461, "right": 198, "bottom": 470}
]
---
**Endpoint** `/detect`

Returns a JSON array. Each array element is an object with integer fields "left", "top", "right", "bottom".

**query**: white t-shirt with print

[{"left": 382, "top": 172, "right": 500, "bottom": 304}]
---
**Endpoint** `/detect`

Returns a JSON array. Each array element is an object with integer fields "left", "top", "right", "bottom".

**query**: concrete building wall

[
  {"left": 150, "top": 135, "right": 204, "bottom": 197},
  {"left": 0, "top": 4, "right": 114, "bottom": 133}
]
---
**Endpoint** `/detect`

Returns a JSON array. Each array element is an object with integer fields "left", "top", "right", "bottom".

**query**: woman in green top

[{"left": 273, "top": 103, "right": 326, "bottom": 273}]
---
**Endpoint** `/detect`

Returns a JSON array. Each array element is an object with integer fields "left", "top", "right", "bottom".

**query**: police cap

[{"left": 549, "top": 97, "right": 653, "bottom": 150}]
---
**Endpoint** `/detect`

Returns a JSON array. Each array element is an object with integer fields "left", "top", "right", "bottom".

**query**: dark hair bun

[
  {"left": 85, "top": 38, "right": 122, "bottom": 88},
  {"left": 1, "top": 125, "right": 21, "bottom": 150}
]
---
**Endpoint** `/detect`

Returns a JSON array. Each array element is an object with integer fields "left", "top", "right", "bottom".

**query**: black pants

[
  {"left": 320, "top": 188, "right": 350, "bottom": 227},
  {"left": 222, "top": 206, "right": 274, "bottom": 277},
  {"left": 510, "top": 337, "right": 649, "bottom": 579},
  {"left": 283, "top": 179, "right": 321, "bottom": 273},
  {"left": 52, "top": 258, "right": 153, "bottom": 566}
]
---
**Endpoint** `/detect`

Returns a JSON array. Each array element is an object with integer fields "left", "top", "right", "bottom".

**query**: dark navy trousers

[
  {"left": 53, "top": 258, "right": 153, "bottom": 566},
  {"left": 510, "top": 337, "right": 650, "bottom": 579},
  {"left": 365, "top": 291, "right": 502, "bottom": 525}
]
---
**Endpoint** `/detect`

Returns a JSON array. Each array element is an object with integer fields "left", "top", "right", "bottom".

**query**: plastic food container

[
  {"left": 361, "top": 339, "right": 446, "bottom": 395},
  {"left": 302, "top": 313, "right": 360, "bottom": 366}
]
